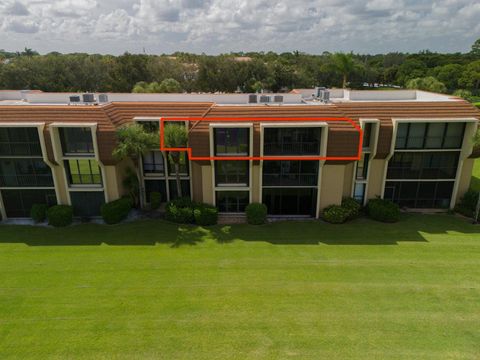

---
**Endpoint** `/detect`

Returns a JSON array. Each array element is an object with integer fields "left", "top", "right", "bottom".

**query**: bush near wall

[
  {"left": 101, "top": 197, "right": 133, "bottom": 225},
  {"left": 246, "top": 203, "right": 268, "bottom": 225},
  {"left": 323, "top": 205, "right": 350, "bottom": 224},
  {"left": 194, "top": 204, "right": 218, "bottom": 226},
  {"left": 455, "top": 189, "right": 478, "bottom": 218},
  {"left": 47, "top": 205, "right": 73, "bottom": 227},
  {"left": 30, "top": 204, "right": 48, "bottom": 223},
  {"left": 165, "top": 197, "right": 195, "bottom": 224},
  {"left": 150, "top": 192, "right": 162, "bottom": 210},
  {"left": 367, "top": 198, "right": 400, "bottom": 222},
  {"left": 341, "top": 197, "right": 362, "bottom": 219}
]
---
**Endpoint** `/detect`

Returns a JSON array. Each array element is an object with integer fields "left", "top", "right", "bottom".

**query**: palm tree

[
  {"left": 332, "top": 53, "right": 356, "bottom": 88},
  {"left": 113, "top": 124, "right": 159, "bottom": 207},
  {"left": 163, "top": 123, "right": 188, "bottom": 198}
]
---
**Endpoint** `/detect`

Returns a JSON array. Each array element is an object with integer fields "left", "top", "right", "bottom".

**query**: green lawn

[{"left": 1, "top": 215, "right": 480, "bottom": 359}]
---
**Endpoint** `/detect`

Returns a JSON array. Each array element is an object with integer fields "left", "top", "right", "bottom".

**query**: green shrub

[
  {"left": 194, "top": 205, "right": 218, "bottom": 226},
  {"left": 341, "top": 197, "right": 361, "bottom": 219},
  {"left": 150, "top": 192, "right": 162, "bottom": 210},
  {"left": 101, "top": 197, "right": 132, "bottom": 225},
  {"left": 367, "top": 198, "right": 400, "bottom": 223},
  {"left": 47, "top": 205, "right": 73, "bottom": 227},
  {"left": 246, "top": 203, "right": 267, "bottom": 225},
  {"left": 456, "top": 189, "right": 478, "bottom": 216},
  {"left": 323, "top": 205, "right": 350, "bottom": 224},
  {"left": 165, "top": 202, "right": 194, "bottom": 224},
  {"left": 171, "top": 197, "right": 194, "bottom": 208},
  {"left": 30, "top": 203, "right": 48, "bottom": 223}
]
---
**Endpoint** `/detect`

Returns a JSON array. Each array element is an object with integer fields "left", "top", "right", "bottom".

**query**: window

[
  {"left": 356, "top": 153, "right": 369, "bottom": 180},
  {"left": 143, "top": 151, "right": 165, "bottom": 175},
  {"left": 395, "top": 122, "right": 465, "bottom": 150},
  {"left": 145, "top": 180, "right": 167, "bottom": 203},
  {"left": 387, "top": 152, "right": 458, "bottom": 180},
  {"left": 168, "top": 180, "right": 191, "bottom": 200},
  {"left": 138, "top": 121, "right": 159, "bottom": 133},
  {"left": 262, "top": 188, "right": 317, "bottom": 216},
  {"left": 0, "top": 159, "right": 54, "bottom": 187},
  {"left": 362, "top": 123, "right": 372, "bottom": 149},
  {"left": 384, "top": 181, "right": 454, "bottom": 208},
  {"left": 60, "top": 127, "right": 94, "bottom": 155},
  {"left": 215, "top": 161, "right": 249, "bottom": 186},
  {"left": 214, "top": 128, "right": 249, "bottom": 156},
  {"left": 1, "top": 189, "right": 56, "bottom": 218},
  {"left": 70, "top": 191, "right": 105, "bottom": 217},
  {"left": 66, "top": 159, "right": 102, "bottom": 186},
  {"left": 263, "top": 160, "right": 318, "bottom": 186},
  {"left": 216, "top": 191, "right": 249, "bottom": 212},
  {"left": 353, "top": 183, "right": 366, "bottom": 203},
  {"left": 264, "top": 127, "right": 321, "bottom": 155},
  {"left": 0, "top": 127, "right": 42, "bottom": 156}
]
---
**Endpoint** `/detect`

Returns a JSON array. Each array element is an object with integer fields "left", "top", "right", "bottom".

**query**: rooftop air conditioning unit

[
  {"left": 69, "top": 95, "right": 81, "bottom": 103},
  {"left": 98, "top": 94, "right": 109, "bottom": 103},
  {"left": 273, "top": 95, "right": 284, "bottom": 103},
  {"left": 259, "top": 95, "right": 270, "bottom": 103},
  {"left": 315, "top": 87, "right": 330, "bottom": 103},
  {"left": 82, "top": 93, "right": 95, "bottom": 103},
  {"left": 248, "top": 94, "right": 257, "bottom": 103}
]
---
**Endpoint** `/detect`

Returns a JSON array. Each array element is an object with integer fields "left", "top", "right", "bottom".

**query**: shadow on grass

[{"left": 0, "top": 214, "right": 479, "bottom": 247}]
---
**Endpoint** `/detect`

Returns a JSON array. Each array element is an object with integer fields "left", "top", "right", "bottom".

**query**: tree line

[{"left": 1, "top": 39, "right": 480, "bottom": 101}]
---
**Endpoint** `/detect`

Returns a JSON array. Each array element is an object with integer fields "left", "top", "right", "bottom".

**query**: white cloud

[{"left": 0, "top": 0, "right": 478, "bottom": 54}]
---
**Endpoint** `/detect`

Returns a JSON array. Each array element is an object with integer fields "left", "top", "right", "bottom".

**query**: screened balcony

[{"left": 264, "top": 128, "right": 321, "bottom": 156}]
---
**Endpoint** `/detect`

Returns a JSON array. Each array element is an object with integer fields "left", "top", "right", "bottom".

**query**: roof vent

[
  {"left": 69, "top": 95, "right": 81, "bottom": 104},
  {"left": 259, "top": 95, "right": 270, "bottom": 103},
  {"left": 82, "top": 93, "right": 96, "bottom": 103},
  {"left": 273, "top": 95, "right": 283, "bottom": 103},
  {"left": 98, "top": 94, "right": 109, "bottom": 103},
  {"left": 248, "top": 94, "right": 257, "bottom": 103}
]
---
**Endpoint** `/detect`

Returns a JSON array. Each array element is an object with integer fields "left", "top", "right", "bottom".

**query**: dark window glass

[
  {"left": 215, "top": 161, "right": 249, "bottom": 186},
  {"left": 66, "top": 159, "right": 102, "bottom": 185},
  {"left": 143, "top": 151, "right": 165, "bottom": 175},
  {"left": 387, "top": 152, "right": 458, "bottom": 180},
  {"left": 1, "top": 189, "right": 56, "bottom": 218},
  {"left": 263, "top": 160, "right": 318, "bottom": 186},
  {"left": 0, "top": 158, "right": 54, "bottom": 187},
  {"left": 264, "top": 127, "right": 321, "bottom": 155},
  {"left": 362, "top": 123, "right": 372, "bottom": 149},
  {"left": 384, "top": 181, "right": 454, "bottom": 209},
  {"left": 138, "top": 121, "right": 160, "bottom": 133},
  {"left": 0, "top": 127, "right": 42, "bottom": 156},
  {"left": 167, "top": 152, "right": 189, "bottom": 175},
  {"left": 216, "top": 191, "right": 249, "bottom": 212},
  {"left": 395, "top": 123, "right": 465, "bottom": 150},
  {"left": 145, "top": 180, "right": 167, "bottom": 203},
  {"left": 60, "top": 127, "right": 94, "bottom": 155},
  {"left": 262, "top": 188, "right": 317, "bottom": 216},
  {"left": 356, "top": 153, "right": 369, "bottom": 180},
  {"left": 70, "top": 191, "right": 105, "bottom": 217},
  {"left": 168, "top": 180, "right": 191, "bottom": 200},
  {"left": 214, "top": 128, "right": 249, "bottom": 156}
]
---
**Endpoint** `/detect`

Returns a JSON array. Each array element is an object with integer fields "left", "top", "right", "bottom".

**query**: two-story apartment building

[{"left": 0, "top": 89, "right": 478, "bottom": 220}]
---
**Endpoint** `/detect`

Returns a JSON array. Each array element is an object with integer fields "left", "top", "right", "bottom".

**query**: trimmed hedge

[
  {"left": 150, "top": 192, "right": 162, "bottom": 210},
  {"left": 341, "top": 197, "right": 361, "bottom": 219},
  {"left": 47, "top": 205, "right": 73, "bottom": 227},
  {"left": 323, "top": 205, "right": 350, "bottom": 224},
  {"left": 246, "top": 203, "right": 267, "bottom": 225},
  {"left": 194, "top": 205, "right": 218, "bottom": 226},
  {"left": 165, "top": 197, "right": 195, "bottom": 224},
  {"left": 101, "top": 197, "right": 132, "bottom": 225},
  {"left": 30, "top": 203, "right": 48, "bottom": 223},
  {"left": 455, "top": 189, "right": 478, "bottom": 218},
  {"left": 367, "top": 198, "right": 400, "bottom": 222}
]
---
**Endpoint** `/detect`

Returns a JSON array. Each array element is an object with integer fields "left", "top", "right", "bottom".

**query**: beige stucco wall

[
  {"left": 201, "top": 164, "right": 214, "bottom": 205},
  {"left": 319, "top": 165, "right": 345, "bottom": 209},
  {"left": 367, "top": 159, "right": 387, "bottom": 200},
  {"left": 251, "top": 164, "right": 261, "bottom": 203},
  {"left": 456, "top": 158, "right": 474, "bottom": 204},
  {"left": 191, "top": 161, "right": 203, "bottom": 203},
  {"left": 343, "top": 163, "right": 354, "bottom": 197},
  {"left": 104, "top": 165, "right": 120, "bottom": 202},
  {"left": 114, "top": 159, "right": 134, "bottom": 198},
  {"left": 51, "top": 165, "right": 69, "bottom": 204}
]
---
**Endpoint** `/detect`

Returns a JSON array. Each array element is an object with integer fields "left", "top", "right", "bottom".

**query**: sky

[{"left": 0, "top": 0, "right": 479, "bottom": 55}]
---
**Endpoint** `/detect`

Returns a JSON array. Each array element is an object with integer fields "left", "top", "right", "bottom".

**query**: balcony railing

[
  {"left": 62, "top": 142, "right": 95, "bottom": 156},
  {"left": 387, "top": 167, "right": 457, "bottom": 180},
  {"left": 0, "top": 142, "right": 42, "bottom": 156},
  {"left": 264, "top": 142, "right": 319, "bottom": 155},
  {"left": 263, "top": 173, "right": 318, "bottom": 186},
  {"left": 0, "top": 174, "right": 54, "bottom": 187}
]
